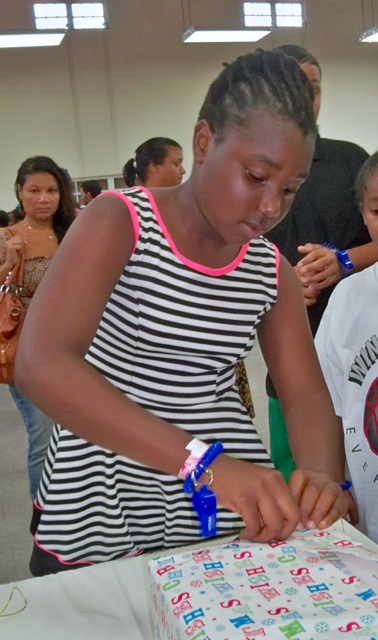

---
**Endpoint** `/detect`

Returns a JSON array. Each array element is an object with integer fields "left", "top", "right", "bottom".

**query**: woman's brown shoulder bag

[{"left": 0, "top": 230, "right": 25, "bottom": 384}]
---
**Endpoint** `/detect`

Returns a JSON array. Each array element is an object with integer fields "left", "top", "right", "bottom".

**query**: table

[{"left": 0, "top": 522, "right": 376, "bottom": 640}]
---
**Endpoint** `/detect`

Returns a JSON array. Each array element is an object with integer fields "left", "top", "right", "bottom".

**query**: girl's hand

[
  {"left": 208, "top": 455, "right": 301, "bottom": 542},
  {"left": 289, "top": 469, "right": 349, "bottom": 530},
  {"left": 293, "top": 264, "right": 319, "bottom": 306},
  {"left": 296, "top": 243, "right": 343, "bottom": 291},
  {"left": 5, "top": 234, "right": 24, "bottom": 270}
]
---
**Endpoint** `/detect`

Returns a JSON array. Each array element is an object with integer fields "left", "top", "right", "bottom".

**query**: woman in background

[
  {"left": 122, "top": 137, "right": 185, "bottom": 188},
  {"left": 0, "top": 156, "right": 75, "bottom": 499}
]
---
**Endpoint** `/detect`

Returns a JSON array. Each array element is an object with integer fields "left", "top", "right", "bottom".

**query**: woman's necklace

[{"left": 21, "top": 221, "right": 56, "bottom": 240}]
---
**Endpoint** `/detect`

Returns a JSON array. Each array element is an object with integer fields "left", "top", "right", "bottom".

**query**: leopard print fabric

[{"left": 235, "top": 360, "right": 255, "bottom": 420}]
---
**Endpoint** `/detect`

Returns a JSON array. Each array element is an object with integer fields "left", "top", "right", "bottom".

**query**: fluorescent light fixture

[
  {"left": 275, "top": 3, "right": 303, "bottom": 27},
  {"left": 34, "top": 4, "right": 67, "bottom": 29},
  {"left": 34, "top": 3, "right": 67, "bottom": 17},
  {"left": 35, "top": 17, "right": 68, "bottom": 28},
  {"left": 360, "top": 26, "right": 378, "bottom": 42},
  {"left": 244, "top": 3, "right": 272, "bottom": 28},
  {"left": 71, "top": 3, "right": 106, "bottom": 29},
  {"left": 0, "top": 30, "right": 66, "bottom": 48},
  {"left": 183, "top": 27, "right": 270, "bottom": 43}
]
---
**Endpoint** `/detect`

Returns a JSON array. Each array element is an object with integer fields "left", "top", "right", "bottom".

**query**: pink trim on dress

[
  {"left": 34, "top": 498, "right": 43, "bottom": 511},
  {"left": 34, "top": 532, "right": 95, "bottom": 566},
  {"left": 100, "top": 190, "right": 140, "bottom": 253},
  {"left": 272, "top": 243, "right": 280, "bottom": 288},
  {"left": 34, "top": 498, "right": 144, "bottom": 565},
  {"left": 137, "top": 186, "right": 249, "bottom": 277}
]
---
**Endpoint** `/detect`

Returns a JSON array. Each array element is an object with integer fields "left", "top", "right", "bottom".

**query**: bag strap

[{"left": 3, "top": 228, "right": 25, "bottom": 289}]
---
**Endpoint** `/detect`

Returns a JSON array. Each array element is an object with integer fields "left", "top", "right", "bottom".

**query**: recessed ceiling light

[
  {"left": 244, "top": 3, "right": 272, "bottom": 28},
  {"left": 71, "top": 3, "right": 106, "bottom": 29}
]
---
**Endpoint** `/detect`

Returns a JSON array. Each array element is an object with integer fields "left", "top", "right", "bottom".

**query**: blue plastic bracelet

[
  {"left": 340, "top": 480, "right": 352, "bottom": 491},
  {"left": 183, "top": 441, "right": 223, "bottom": 494},
  {"left": 321, "top": 243, "right": 354, "bottom": 278}
]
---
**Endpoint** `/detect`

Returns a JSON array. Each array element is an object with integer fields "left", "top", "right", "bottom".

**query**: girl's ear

[
  {"left": 192, "top": 120, "right": 214, "bottom": 163},
  {"left": 360, "top": 202, "right": 367, "bottom": 226}
]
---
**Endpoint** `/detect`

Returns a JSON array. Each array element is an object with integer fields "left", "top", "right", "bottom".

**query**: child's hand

[
  {"left": 289, "top": 469, "right": 349, "bottom": 530},
  {"left": 345, "top": 490, "right": 359, "bottom": 527},
  {"left": 209, "top": 455, "right": 301, "bottom": 543},
  {"left": 293, "top": 264, "right": 319, "bottom": 306},
  {"left": 296, "top": 243, "right": 343, "bottom": 291}
]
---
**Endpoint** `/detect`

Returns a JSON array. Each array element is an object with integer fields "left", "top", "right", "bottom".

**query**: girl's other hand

[
  {"left": 5, "top": 234, "right": 24, "bottom": 270},
  {"left": 293, "top": 264, "right": 319, "bottom": 306},
  {"left": 209, "top": 455, "right": 301, "bottom": 542},
  {"left": 296, "top": 243, "right": 342, "bottom": 290},
  {"left": 289, "top": 469, "right": 350, "bottom": 530}
]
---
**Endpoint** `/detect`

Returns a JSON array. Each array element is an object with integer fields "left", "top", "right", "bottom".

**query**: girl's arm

[
  {"left": 16, "top": 194, "right": 302, "bottom": 543},
  {"left": 258, "top": 255, "right": 349, "bottom": 528},
  {"left": 15, "top": 194, "right": 191, "bottom": 475},
  {"left": 295, "top": 241, "right": 378, "bottom": 294}
]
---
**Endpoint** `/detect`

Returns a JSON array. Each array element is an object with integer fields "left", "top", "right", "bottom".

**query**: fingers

[
  {"left": 242, "top": 474, "right": 301, "bottom": 543},
  {"left": 289, "top": 469, "right": 349, "bottom": 530},
  {"left": 302, "top": 285, "right": 318, "bottom": 306},
  {"left": 345, "top": 490, "right": 359, "bottom": 526},
  {"left": 239, "top": 502, "right": 263, "bottom": 541},
  {"left": 6, "top": 236, "right": 24, "bottom": 253},
  {"left": 297, "top": 243, "right": 321, "bottom": 255},
  {"left": 297, "top": 248, "right": 342, "bottom": 290},
  {"left": 213, "top": 458, "right": 300, "bottom": 543}
]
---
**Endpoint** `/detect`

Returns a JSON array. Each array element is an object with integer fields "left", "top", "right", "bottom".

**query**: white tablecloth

[{"left": 0, "top": 522, "right": 376, "bottom": 640}]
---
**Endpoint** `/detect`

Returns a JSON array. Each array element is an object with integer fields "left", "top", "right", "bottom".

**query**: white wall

[{"left": 0, "top": 0, "right": 377, "bottom": 210}]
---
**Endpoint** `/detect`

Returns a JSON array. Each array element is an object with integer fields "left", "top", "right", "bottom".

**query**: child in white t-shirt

[{"left": 315, "top": 151, "right": 378, "bottom": 543}]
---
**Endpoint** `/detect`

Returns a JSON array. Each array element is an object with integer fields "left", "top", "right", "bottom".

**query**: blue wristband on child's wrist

[
  {"left": 340, "top": 480, "right": 352, "bottom": 491},
  {"left": 321, "top": 244, "right": 354, "bottom": 278}
]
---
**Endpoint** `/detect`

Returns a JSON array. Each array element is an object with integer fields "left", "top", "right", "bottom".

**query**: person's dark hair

[
  {"left": 122, "top": 137, "right": 182, "bottom": 187},
  {"left": 15, "top": 156, "right": 75, "bottom": 242},
  {"left": 81, "top": 180, "right": 102, "bottom": 199},
  {"left": 8, "top": 206, "right": 24, "bottom": 226},
  {"left": 275, "top": 45, "right": 321, "bottom": 76},
  {"left": 355, "top": 151, "right": 378, "bottom": 204},
  {"left": 0, "top": 210, "right": 9, "bottom": 227},
  {"left": 198, "top": 49, "right": 317, "bottom": 142}
]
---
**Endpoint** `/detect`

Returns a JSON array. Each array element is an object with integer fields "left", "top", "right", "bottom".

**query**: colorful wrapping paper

[{"left": 148, "top": 525, "right": 378, "bottom": 639}]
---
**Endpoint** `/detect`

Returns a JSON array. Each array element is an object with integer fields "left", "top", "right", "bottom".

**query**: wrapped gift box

[{"left": 148, "top": 524, "right": 378, "bottom": 639}]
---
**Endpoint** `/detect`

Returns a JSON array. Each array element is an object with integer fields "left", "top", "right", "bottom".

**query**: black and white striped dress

[{"left": 34, "top": 188, "right": 278, "bottom": 566}]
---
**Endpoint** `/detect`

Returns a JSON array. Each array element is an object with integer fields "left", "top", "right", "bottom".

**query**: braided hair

[
  {"left": 198, "top": 49, "right": 317, "bottom": 141},
  {"left": 122, "top": 137, "right": 182, "bottom": 187},
  {"left": 355, "top": 151, "right": 378, "bottom": 204}
]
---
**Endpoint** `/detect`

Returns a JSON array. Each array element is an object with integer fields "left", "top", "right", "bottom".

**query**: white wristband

[{"left": 178, "top": 438, "right": 209, "bottom": 480}]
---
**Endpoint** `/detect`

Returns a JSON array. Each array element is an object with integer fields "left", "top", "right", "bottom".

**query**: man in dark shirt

[{"left": 265, "top": 45, "right": 377, "bottom": 481}]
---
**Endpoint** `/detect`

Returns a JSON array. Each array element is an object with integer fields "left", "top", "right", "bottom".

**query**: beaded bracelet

[
  {"left": 321, "top": 243, "right": 354, "bottom": 278},
  {"left": 340, "top": 480, "right": 352, "bottom": 491}
]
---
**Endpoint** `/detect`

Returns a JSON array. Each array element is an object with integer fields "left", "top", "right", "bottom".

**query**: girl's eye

[
  {"left": 284, "top": 188, "right": 298, "bottom": 196},
  {"left": 246, "top": 170, "right": 265, "bottom": 183}
]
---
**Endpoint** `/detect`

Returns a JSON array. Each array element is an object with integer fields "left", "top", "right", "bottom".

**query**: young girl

[
  {"left": 16, "top": 50, "right": 351, "bottom": 576},
  {"left": 315, "top": 151, "right": 378, "bottom": 543}
]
